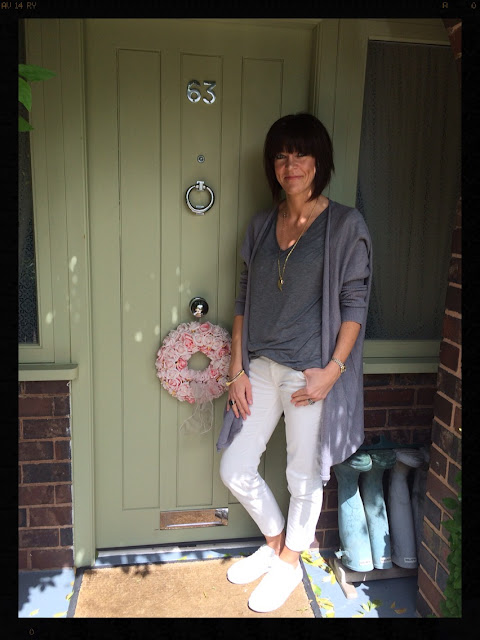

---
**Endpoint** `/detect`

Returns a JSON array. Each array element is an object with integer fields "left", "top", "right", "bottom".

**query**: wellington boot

[
  {"left": 360, "top": 449, "right": 397, "bottom": 569},
  {"left": 411, "top": 447, "right": 430, "bottom": 559},
  {"left": 333, "top": 452, "right": 373, "bottom": 572},
  {"left": 388, "top": 449, "right": 425, "bottom": 568}
]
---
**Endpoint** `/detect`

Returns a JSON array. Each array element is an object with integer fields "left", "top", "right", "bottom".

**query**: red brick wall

[
  {"left": 18, "top": 381, "right": 74, "bottom": 570},
  {"left": 19, "top": 373, "right": 437, "bottom": 569},
  {"left": 316, "top": 372, "right": 437, "bottom": 550},
  {"left": 415, "top": 19, "right": 462, "bottom": 619},
  {"left": 416, "top": 197, "right": 462, "bottom": 617}
]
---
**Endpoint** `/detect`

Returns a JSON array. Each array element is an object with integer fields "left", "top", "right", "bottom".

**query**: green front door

[{"left": 85, "top": 18, "right": 314, "bottom": 548}]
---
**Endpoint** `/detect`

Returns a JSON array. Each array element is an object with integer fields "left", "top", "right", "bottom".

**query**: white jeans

[{"left": 220, "top": 356, "right": 324, "bottom": 552}]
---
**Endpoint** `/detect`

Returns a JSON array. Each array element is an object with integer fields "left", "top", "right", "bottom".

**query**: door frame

[{"left": 27, "top": 17, "right": 336, "bottom": 567}]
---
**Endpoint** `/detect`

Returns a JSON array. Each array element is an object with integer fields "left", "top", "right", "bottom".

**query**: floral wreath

[{"left": 155, "top": 321, "right": 231, "bottom": 404}]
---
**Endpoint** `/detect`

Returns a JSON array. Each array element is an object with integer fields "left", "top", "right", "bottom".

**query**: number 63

[{"left": 187, "top": 80, "right": 216, "bottom": 105}]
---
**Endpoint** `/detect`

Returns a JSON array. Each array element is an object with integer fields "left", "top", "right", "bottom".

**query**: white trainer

[
  {"left": 248, "top": 556, "right": 303, "bottom": 613},
  {"left": 226, "top": 545, "right": 276, "bottom": 585}
]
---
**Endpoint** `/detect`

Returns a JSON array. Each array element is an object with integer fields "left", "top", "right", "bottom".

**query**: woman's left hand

[{"left": 290, "top": 362, "right": 341, "bottom": 407}]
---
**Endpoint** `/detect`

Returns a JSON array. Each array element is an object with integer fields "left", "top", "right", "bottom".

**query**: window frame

[
  {"left": 323, "top": 19, "right": 456, "bottom": 370},
  {"left": 18, "top": 82, "right": 55, "bottom": 362},
  {"left": 19, "top": 19, "right": 71, "bottom": 365}
]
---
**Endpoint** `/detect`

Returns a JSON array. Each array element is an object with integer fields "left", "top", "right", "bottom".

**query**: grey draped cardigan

[{"left": 216, "top": 199, "right": 372, "bottom": 483}]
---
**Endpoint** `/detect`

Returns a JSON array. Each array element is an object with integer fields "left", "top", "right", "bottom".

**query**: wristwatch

[{"left": 331, "top": 357, "right": 346, "bottom": 374}]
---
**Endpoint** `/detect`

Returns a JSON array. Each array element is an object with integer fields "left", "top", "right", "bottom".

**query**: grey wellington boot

[
  {"left": 333, "top": 451, "right": 374, "bottom": 572},
  {"left": 411, "top": 447, "right": 430, "bottom": 559},
  {"left": 360, "top": 449, "right": 397, "bottom": 569},
  {"left": 387, "top": 448, "right": 425, "bottom": 569}
]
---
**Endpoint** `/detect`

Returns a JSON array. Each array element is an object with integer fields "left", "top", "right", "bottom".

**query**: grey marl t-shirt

[{"left": 248, "top": 207, "right": 328, "bottom": 370}]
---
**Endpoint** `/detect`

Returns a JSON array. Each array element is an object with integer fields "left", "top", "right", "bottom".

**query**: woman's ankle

[
  {"left": 265, "top": 531, "right": 285, "bottom": 555},
  {"left": 278, "top": 545, "right": 300, "bottom": 568}
]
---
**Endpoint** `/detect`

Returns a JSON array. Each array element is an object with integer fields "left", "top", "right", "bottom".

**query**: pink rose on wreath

[
  {"left": 176, "top": 357, "right": 188, "bottom": 371},
  {"left": 155, "top": 320, "right": 232, "bottom": 403},
  {"left": 218, "top": 344, "right": 230, "bottom": 358},
  {"left": 175, "top": 341, "right": 188, "bottom": 356},
  {"left": 183, "top": 334, "right": 195, "bottom": 350},
  {"left": 165, "top": 376, "right": 181, "bottom": 393},
  {"left": 161, "top": 352, "right": 177, "bottom": 371},
  {"left": 193, "top": 332, "right": 205, "bottom": 347},
  {"left": 202, "top": 333, "right": 215, "bottom": 349}
]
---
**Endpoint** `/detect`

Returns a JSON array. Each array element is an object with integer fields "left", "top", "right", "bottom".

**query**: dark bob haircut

[{"left": 263, "top": 113, "right": 335, "bottom": 203}]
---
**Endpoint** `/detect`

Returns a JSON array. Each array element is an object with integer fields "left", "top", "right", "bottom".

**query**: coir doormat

[{"left": 71, "top": 556, "right": 316, "bottom": 618}]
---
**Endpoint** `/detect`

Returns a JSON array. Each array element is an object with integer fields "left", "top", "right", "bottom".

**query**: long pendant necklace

[{"left": 277, "top": 198, "right": 317, "bottom": 291}]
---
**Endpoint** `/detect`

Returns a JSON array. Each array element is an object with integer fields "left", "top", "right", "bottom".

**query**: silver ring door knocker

[{"left": 185, "top": 180, "right": 215, "bottom": 215}]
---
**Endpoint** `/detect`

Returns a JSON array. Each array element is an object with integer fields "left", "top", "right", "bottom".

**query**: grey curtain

[{"left": 356, "top": 40, "right": 461, "bottom": 340}]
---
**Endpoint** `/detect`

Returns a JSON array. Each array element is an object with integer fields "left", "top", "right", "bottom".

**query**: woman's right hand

[{"left": 227, "top": 373, "right": 253, "bottom": 420}]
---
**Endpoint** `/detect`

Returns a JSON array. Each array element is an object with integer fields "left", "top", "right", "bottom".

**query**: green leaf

[
  {"left": 443, "top": 497, "right": 459, "bottom": 510},
  {"left": 19, "top": 115, "right": 34, "bottom": 132},
  {"left": 317, "top": 597, "right": 334, "bottom": 609},
  {"left": 19, "top": 77, "right": 32, "bottom": 111},
  {"left": 444, "top": 519, "right": 459, "bottom": 534},
  {"left": 301, "top": 550, "right": 313, "bottom": 564},
  {"left": 19, "top": 63, "right": 56, "bottom": 82},
  {"left": 444, "top": 585, "right": 454, "bottom": 599}
]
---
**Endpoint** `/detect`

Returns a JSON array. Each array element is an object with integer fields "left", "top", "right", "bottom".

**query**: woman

[{"left": 216, "top": 113, "right": 372, "bottom": 613}]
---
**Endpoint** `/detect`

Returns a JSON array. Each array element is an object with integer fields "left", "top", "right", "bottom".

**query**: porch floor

[{"left": 18, "top": 540, "right": 419, "bottom": 619}]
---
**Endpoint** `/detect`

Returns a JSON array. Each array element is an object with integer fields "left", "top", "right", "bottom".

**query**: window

[
  {"left": 356, "top": 40, "right": 460, "bottom": 340},
  {"left": 18, "top": 20, "right": 39, "bottom": 344},
  {"left": 18, "top": 18, "right": 58, "bottom": 364}
]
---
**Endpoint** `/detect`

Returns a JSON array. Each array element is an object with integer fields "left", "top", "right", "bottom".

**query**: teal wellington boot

[
  {"left": 411, "top": 447, "right": 430, "bottom": 560},
  {"left": 360, "top": 449, "right": 397, "bottom": 569},
  {"left": 333, "top": 452, "right": 374, "bottom": 572},
  {"left": 387, "top": 449, "right": 425, "bottom": 569}
]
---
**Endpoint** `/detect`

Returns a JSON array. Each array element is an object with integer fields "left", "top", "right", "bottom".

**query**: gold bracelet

[
  {"left": 331, "top": 357, "right": 346, "bottom": 374},
  {"left": 225, "top": 369, "right": 245, "bottom": 387},
  {"left": 226, "top": 368, "right": 243, "bottom": 381}
]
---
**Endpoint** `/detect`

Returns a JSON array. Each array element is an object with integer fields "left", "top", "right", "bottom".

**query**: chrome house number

[{"left": 187, "top": 80, "right": 216, "bottom": 105}]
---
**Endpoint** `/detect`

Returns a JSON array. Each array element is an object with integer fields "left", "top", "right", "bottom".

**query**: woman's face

[{"left": 274, "top": 150, "right": 316, "bottom": 199}]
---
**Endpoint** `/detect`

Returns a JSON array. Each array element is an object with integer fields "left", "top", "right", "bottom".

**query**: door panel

[
  {"left": 118, "top": 49, "right": 162, "bottom": 510},
  {"left": 86, "top": 19, "right": 314, "bottom": 548}
]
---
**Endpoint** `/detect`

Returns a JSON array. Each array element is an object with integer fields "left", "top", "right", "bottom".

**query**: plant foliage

[
  {"left": 18, "top": 63, "right": 56, "bottom": 131},
  {"left": 440, "top": 471, "right": 461, "bottom": 618}
]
